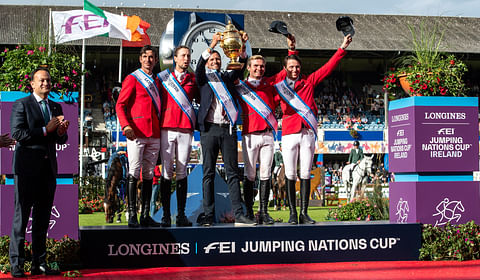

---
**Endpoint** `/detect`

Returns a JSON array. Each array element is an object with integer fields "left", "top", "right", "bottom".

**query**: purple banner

[
  {"left": 0, "top": 99, "right": 79, "bottom": 175},
  {"left": 389, "top": 181, "right": 480, "bottom": 225},
  {"left": 388, "top": 99, "right": 478, "bottom": 172},
  {"left": 0, "top": 184, "right": 79, "bottom": 240}
]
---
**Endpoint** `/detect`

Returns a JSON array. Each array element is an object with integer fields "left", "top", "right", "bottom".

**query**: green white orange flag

[{"left": 52, "top": 0, "right": 147, "bottom": 44}]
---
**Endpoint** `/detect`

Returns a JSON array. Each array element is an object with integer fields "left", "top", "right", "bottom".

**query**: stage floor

[{"left": 4, "top": 260, "right": 480, "bottom": 279}]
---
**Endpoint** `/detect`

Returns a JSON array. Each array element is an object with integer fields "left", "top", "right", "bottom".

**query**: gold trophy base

[{"left": 226, "top": 62, "right": 244, "bottom": 71}]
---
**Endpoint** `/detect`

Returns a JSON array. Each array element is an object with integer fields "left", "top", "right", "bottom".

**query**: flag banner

[
  {"left": 52, "top": 10, "right": 110, "bottom": 43},
  {"left": 52, "top": 0, "right": 143, "bottom": 44},
  {"left": 123, "top": 19, "right": 151, "bottom": 47}
]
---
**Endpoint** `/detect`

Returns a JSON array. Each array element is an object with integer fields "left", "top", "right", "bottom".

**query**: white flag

[
  {"left": 52, "top": 10, "right": 109, "bottom": 43},
  {"left": 52, "top": 10, "right": 133, "bottom": 44}
]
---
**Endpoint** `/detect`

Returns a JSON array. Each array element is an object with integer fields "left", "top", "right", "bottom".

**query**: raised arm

[{"left": 307, "top": 34, "right": 352, "bottom": 87}]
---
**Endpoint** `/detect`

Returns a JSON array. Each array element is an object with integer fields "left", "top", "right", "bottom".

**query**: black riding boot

[
  {"left": 286, "top": 179, "right": 298, "bottom": 224},
  {"left": 140, "top": 179, "right": 161, "bottom": 227},
  {"left": 160, "top": 177, "right": 172, "bottom": 227},
  {"left": 176, "top": 177, "right": 192, "bottom": 227},
  {"left": 243, "top": 179, "right": 255, "bottom": 220},
  {"left": 127, "top": 176, "right": 139, "bottom": 228},
  {"left": 299, "top": 179, "right": 316, "bottom": 224},
  {"left": 258, "top": 180, "right": 274, "bottom": 225}
]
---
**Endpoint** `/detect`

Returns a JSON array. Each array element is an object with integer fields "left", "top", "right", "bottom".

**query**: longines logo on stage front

[{"left": 106, "top": 237, "right": 401, "bottom": 257}]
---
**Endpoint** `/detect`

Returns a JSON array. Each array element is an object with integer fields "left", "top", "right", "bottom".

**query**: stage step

[{"left": 80, "top": 222, "right": 421, "bottom": 268}]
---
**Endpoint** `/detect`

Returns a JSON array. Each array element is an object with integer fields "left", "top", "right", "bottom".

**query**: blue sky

[{"left": 1, "top": 0, "right": 479, "bottom": 18}]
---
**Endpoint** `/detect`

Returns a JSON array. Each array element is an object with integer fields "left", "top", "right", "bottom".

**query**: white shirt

[
  {"left": 175, "top": 69, "right": 185, "bottom": 83},
  {"left": 286, "top": 77, "right": 298, "bottom": 88},
  {"left": 247, "top": 77, "right": 261, "bottom": 88},
  {"left": 202, "top": 50, "right": 232, "bottom": 125}
]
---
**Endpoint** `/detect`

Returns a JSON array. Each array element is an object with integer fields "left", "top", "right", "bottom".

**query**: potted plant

[
  {"left": 382, "top": 21, "right": 468, "bottom": 97},
  {"left": 385, "top": 20, "right": 479, "bottom": 227}
]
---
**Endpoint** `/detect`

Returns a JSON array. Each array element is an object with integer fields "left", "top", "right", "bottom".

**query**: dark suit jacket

[
  {"left": 348, "top": 148, "right": 364, "bottom": 164},
  {"left": 195, "top": 55, "right": 246, "bottom": 132},
  {"left": 10, "top": 94, "right": 68, "bottom": 176}
]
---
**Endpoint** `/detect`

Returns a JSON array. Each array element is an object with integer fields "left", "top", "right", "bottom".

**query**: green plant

[
  {"left": 349, "top": 128, "right": 359, "bottom": 139},
  {"left": 382, "top": 21, "right": 468, "bottom": 97},
  {"left": 420, "top": 221, "right": 480, "bottom": 261},
  {"left": 326, "top": 185, "right": 389, "bottom": 221},
  {"left": 75, "top": 176, "right": 106, "bottom": 201},
  {"left": 0, "top": 235, "right": 80, "bottom": 273},
  {"left": 0, "top": 45, "right": 84, "bottom": 95}
]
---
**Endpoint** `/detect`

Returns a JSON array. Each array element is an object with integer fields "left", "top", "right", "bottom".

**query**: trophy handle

[{"left": 216, "top": 31, "right": 224, "bottom": 49}]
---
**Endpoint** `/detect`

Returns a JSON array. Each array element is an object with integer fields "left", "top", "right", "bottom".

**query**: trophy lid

[{"left": 225, "top": 21, "right": 237, "bottom": 32}]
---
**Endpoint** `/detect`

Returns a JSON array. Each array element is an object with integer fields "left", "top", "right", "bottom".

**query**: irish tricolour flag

[{"left": 52, "top": 0, "right": 147, "bottom": 44}]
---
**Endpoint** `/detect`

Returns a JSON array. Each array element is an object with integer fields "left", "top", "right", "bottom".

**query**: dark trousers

[
  {"left": 9, "top": 160, "right": 56, "bottom": 268},
  {"left": 201, "top": 123, "right": 243, "bottom": 219}
]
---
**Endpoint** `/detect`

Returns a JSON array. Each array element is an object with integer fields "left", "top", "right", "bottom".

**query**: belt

[
  {"left": 207, "top": 122, "right": 231, "bottom": 128},
  {"left": 253, "top": 127, "right": 272, "bottom": 133}
]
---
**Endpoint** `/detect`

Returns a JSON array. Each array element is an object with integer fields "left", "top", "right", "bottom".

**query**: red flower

[
  {"left": 450, "top": 60, "right": 455, "bottom": 65},
  {"left": 422, "top": 84, "right": 428, "bottom": 90},
  {"left": 391, "top": 78, "right": 396, "bottom": 83}
]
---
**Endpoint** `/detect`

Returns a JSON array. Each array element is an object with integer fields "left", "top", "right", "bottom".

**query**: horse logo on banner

[
  {"left": 395, "top": 197, "right": 409, "bottom": 223},
  {"left": 432, "top": 198, "right": 465, "bottom": 227}
]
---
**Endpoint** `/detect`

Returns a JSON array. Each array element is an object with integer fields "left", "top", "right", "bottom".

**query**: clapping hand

[
  {"left": 57, "top": 119, "right": 70, "bottom": 136},
  {"left": 0, "top": 133, "right": 15, "bottom": 147}
]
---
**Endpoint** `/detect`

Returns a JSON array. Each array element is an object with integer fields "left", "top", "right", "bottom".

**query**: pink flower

[
  {"left": 72, "top": 69, "right": 77, "bottom": 75},
  {"left": 64, "top": 76, "right": 70, "bottom": 82},
  {"left": 24, "top": 74, "right": 29, "bottom": 79},
  {"left": 73, "top": 83, "right": 77, "bottom": 88},
  {"left": 27, "top": 50, "right": 34, "bottom": 55},
  {"left": 38, "top": 46, "right": 46, "bottom": 52},
  {"left": 18, "top": 85, "right": 22, "bottom": 89},
  {"left": 16, "top": 46, "right": 19, "bottom": 49},
  {"left": 3, "top": 48, "right": 7, "bottom": 53},
  {"left": 356, "top": 217, "right": 361, "bottom": 221}
]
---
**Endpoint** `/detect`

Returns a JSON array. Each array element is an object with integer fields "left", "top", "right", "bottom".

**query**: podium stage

[{"left": 80, "top": 221, "right": 421, "bottom": 268}]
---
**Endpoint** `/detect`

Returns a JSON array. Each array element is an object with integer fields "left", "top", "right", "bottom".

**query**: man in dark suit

[
  {"left": 9, "top": 67, "right": 69, "bottom": 278},
  {"left": 195, "top": 33, "right": 254, "bottom": 226}
]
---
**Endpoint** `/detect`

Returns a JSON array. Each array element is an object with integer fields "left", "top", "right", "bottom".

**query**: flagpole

[
  {"left": 116, "top": 11, "right": 123, "bottom": 151},
  {"left": 79, "top": 39, "right": 86, "bottom": 178},
  {"left": 48, "top": 8, "right": 52, "bottom": 56}
]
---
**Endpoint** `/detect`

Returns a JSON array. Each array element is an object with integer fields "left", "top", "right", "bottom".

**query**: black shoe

[
  {"left": 30, "top": 264, "right": 60, "bottom": 276},
  {"left": 161, "top": 216, "right": 172, "bottom": 227},
  {"left": 176, "top": 214, "right": 192, "bottom": 227},
  {"left": 128, "top": 213, "right": 139, "bottom": 228},
  {"left": 140, "top": 215, "right": 161, "bottom": 227},
  {"left": 235, "top": 214, "right": 256, "bottom": 225},
  {"left": 10, "top": 266, "right": 25, "bottom": 278},
  {"left": 198, "top": 214, "right": 214, "bottom": 227}
]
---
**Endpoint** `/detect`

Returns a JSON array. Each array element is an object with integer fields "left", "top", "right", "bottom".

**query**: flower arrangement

[
  {"left": 326, "top": 184, "right": 389, "bottom": 221},
  {"left": 420, "top": 221, "right": 480, "bottom": 261},
  {"left": 0, "top": 45, "right": 84, "bottom": 95},
  {"left": 79, "top": 197, "right": 105, "bottom": 214},
  {"left": 382, "top": 21, "right": 468, "bottom": 97}
]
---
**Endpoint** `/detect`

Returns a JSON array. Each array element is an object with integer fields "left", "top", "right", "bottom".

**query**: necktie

[{"left": 40, "top": 100, "right": 50, "bottom": 124}]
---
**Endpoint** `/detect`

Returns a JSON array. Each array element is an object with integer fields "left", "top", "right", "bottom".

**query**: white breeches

[
  {"left": 160, "top": 129, "right": 193, "bottom": 180},
  {"left": 282, "top": 128, "right": 315, "bottom": 180},
  {"left": 242, "top": 131, "right": 274, "bottom": 181},
  {"left": 127, "top": 137, "right": 161, "bottom": 180}
]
